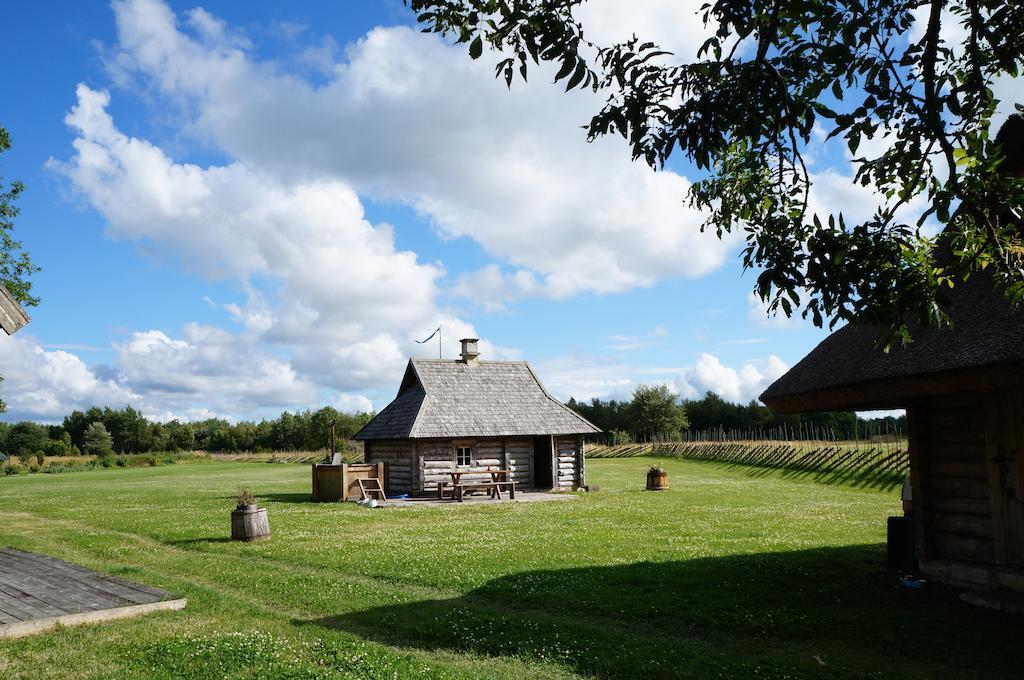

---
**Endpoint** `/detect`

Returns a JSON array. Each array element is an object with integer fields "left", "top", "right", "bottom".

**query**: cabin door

[
  {"left": 984, "top": 392, "right": 1024, "bottom": 567},
  {"left": 533, "top": 436, "right": 554, "bottom": 489}
]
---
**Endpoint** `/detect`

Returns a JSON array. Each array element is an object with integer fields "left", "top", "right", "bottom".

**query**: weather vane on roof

[{"left": 415, "top": 325, "right": 442, "bottom": 359}]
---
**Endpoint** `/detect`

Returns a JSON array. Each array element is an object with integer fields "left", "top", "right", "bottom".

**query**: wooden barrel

[
  {"left": 646, "top": 469, "right": 669, "bottom": 491},
  {"left": 231, "top": 505, "right": 270, "bottom": 541}
]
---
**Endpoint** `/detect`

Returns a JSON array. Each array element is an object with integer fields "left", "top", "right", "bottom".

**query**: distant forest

[
  {"left": 567, "top": 391, "right": 905, "bottom": 444},
  {"left": 0, "top": 390, "right": 905, "bottom": 458},
  {"left": 0, "top": 406, "right": 372, "bottom": 457}
]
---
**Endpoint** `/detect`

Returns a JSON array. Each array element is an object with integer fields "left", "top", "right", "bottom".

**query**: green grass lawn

[{"left": 0, "top": 457, "right": 1020, "bottom": 679}]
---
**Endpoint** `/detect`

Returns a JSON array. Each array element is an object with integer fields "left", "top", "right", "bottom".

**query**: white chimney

[{"left": 460, "top": 338, "right": 480, "bottom": 365}]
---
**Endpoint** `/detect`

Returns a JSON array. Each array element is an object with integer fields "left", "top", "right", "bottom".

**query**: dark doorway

[{"left": 533, "top": 436, "right": 554, "bottom": 489}]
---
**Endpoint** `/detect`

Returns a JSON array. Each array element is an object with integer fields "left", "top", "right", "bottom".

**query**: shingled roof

[
  {"left": 354, "top": 358, "right": 600, "bottom": 440},
  {"left": 760, "top": 272, "right": 1024, "bottom": 413}
]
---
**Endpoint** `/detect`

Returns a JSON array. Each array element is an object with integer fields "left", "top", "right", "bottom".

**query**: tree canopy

[
  {"left": 409, "top": 0, "right": 1024, "bottom": 347},
  {"left": 629, "top": 384, "right": 689, "bottom": 439},
  {"left": 0, "top": 126, "right": 39, "bottom": 308}
]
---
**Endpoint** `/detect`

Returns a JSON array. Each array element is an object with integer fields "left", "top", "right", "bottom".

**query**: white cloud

[
  {"left": 104, "top": 0, "right": 735, "bottom": 306},
  {"left": 334, "top": 393, "right": 374, "bottom": 413},
  {"left": 907, "top": 6, "right": 1019, "bottom": 131},
  {"left": 114, "top": 325, "right": 316, "bottom": 408},
  {"left": 0, "top": 329, "right": 326, "bottom": 423},
  {"left": 53, "top": 82, "right": 481, "bottom": 394},
  {"left": 30, "top": 0, "right": 749, "bottom": 420},
  {"left": 575, "top": 1, "right": 717, "bottom": 61},
  {"left": 747, "top": 291, "right": 797, "bottom": 329},
  {"left": 532, "top": 356, "right": 637, "bottom": 403},
  {"left": 675, "top": 353, "right": 789, "bottom": 403},
  {"left": 0, "top": 334, "right": 138, "bottom": 421}
]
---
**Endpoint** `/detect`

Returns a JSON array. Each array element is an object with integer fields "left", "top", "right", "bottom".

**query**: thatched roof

[
  {"left": 354, "top": 359, "right": 600, "bottom": 440},
  {"left": 0, "top": 283, "right": 29, "bottom": 335},
  {"left": 761, "top": 272, "right": 1024, "bottom": 413}
]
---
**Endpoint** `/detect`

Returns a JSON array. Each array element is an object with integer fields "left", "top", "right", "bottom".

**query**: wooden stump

[{"left": 231, "top": 506, "right": 270, "bottom": 541}]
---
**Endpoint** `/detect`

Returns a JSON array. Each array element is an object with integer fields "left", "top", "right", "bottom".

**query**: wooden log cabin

[
  {"left": 760, "top": 268, "right": 1024, "bottom": 593},
  {"left": 353, "top": 338, "right": 601, "bottom": 496}
]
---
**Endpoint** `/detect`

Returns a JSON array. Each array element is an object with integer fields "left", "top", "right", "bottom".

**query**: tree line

[
  {"left": 0, "top": 406, "right": 373, "bottom": 458},
  {"left": 567, "top": 387, "right": 905, "bottom": 444}
]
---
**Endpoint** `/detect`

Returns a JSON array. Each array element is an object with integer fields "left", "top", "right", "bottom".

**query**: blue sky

[{"left": 0, "top": 0, "right": 905, "bottom": 423}]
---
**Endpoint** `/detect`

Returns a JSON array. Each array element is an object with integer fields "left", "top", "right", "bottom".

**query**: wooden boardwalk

[{"left": 0, "top": 548, "right": 185, "bottom": 639}]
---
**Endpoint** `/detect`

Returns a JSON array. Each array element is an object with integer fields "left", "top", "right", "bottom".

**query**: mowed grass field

[{"left": 0, "top": 458, "right": 1021, "bottom": 679}]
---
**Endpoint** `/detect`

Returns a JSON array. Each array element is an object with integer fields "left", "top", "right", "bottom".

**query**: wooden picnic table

[{"left": 439, "top": 469, "right": 516, "bottom": 501}]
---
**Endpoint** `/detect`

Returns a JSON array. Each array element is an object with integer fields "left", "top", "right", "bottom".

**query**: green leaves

[
  {"left": 0, "top": 126, "right": 40, "bottom": 307},
  {"left": 405, "top": 0, "right": 1024, "bottom": 346}
]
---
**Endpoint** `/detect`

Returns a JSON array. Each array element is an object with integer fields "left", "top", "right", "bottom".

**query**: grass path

[{"left": 0, "top": 458, "right": 1021, "bottom": 678}]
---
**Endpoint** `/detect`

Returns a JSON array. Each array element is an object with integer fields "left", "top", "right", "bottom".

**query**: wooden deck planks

[{"left": 0, "top": 548, "right": 186, "bottom": 639}]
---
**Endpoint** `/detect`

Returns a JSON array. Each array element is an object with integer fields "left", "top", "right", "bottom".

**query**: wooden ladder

[{"left": 358, "top": 478, "right": 387, "bottom": 501}]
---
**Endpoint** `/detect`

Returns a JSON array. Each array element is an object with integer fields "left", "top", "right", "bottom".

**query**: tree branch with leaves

[
  {"left": 409, "top": 0, "right": 1024, "bottom": 348},
  {"left": 0, "top": 126, "right": 39, "bottom": 308}
]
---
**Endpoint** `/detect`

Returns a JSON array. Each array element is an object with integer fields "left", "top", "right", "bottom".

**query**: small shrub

[
  {"left": 610, "top": 429, "right": 634, "bottom": 445},
  {"left": 35, "top": 450, "right": 45, "bottom": 466},
  {"left": 235, "top": 488, "right": 255, "bottom": 507}
]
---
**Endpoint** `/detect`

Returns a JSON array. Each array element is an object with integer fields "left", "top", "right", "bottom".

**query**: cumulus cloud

[
  {"left": 0, "top": 334, "right": 138, "bottom": 421},
  {"left": 531, "top": 351, "right": 788, "bottom": 406},
  {"left": 53, "top": 82, "right": 482, "bottom": 393},
  {"left": 104, "top": 0, "right": 734, "bottom": 305},
  {"left": 0, "top": 329, "right": 328, "bottom": 423},
  {"left": 675, "top": 353, "right": 789, "bottom": 403}
]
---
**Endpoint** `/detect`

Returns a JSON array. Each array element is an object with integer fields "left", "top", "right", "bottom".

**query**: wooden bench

[{"left": 454, "top": 480, "right": 516, "bottom": 502}]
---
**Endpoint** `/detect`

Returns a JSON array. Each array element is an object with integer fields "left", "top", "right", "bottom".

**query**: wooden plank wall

[
  {"left": 983, "top": 389, "right": 1024, "bottom": 567},
  {"left": 917, "top": 396, "right": 996, "bottom": 566},
  {"left": 364, "top": 440, "right": 415, "bottom": 494}
]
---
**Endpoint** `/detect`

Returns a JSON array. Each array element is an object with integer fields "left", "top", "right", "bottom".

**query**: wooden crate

[{"left": 311, "top": 462, "right": 386, "bottom": 501}]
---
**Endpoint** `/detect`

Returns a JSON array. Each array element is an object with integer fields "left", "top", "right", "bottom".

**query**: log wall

[
  {"left": 555, "top": 435, "right": 583, "bottom": 489},
  {"left": 364, "top": 440, "right": 415, "bottom": 495},
  {"left": 913, "top": 389, "right": 1024, "bottom": 592},
  {"left": 367, "top": 437, "right": 535, "bottom": 495}
]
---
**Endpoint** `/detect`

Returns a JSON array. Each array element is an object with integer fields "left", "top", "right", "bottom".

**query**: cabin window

[{"left": 456, "top": 446, "right": 473, "bottom": 467}]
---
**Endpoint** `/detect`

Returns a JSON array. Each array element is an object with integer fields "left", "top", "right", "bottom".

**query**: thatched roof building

[
  {"left": 761, "top": 273, "right": 1024, "bottom": 413},
  {"left": 762, "top": 228, "right": 1024, "bottom": 592},
  {"left": 354, "top": 339, "right": 600, "bottom": 495},
  {"left": 762, "top": 113, "right": 1024, "bottom": 591}
]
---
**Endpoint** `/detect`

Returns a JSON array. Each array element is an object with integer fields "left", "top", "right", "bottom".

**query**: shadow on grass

[
  {"left": 165, "top": 537, "right": 234, "bottom": 546},
  {"left": 301, "top": 545, "right": 1023, "bottom": 679},
  {"left": 259, "top": 492, "right": 314, "bottom": 504},
  {"left": 683, "top": 451, "right": 908, "bottom": 492}
]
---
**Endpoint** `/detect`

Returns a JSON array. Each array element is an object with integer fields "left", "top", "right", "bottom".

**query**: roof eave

[{"left": 761, "top": 361, "right": 1024, "bottom": 414}]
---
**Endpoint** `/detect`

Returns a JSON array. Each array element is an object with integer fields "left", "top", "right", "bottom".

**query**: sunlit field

[{"left": 0, "top": 458, "right": 1020, "bottom": 679}]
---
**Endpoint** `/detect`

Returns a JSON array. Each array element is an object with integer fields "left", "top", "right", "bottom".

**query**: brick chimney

[{"left": 460, "top": 338, "right": 480, "bottom": 365}]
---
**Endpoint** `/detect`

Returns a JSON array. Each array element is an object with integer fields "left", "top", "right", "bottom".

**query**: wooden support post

[
  {"left": 578, "top": 435, "right": 585, "bottom": 488},
  {"left": 550, "top": 435, "right": 557, "bottom": 491},
  {"left": 907, "top": 405, "right": 934, "bottom": 562},
  {"left": 528, "top": 438, "right": 536, "bottom": 491}
]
